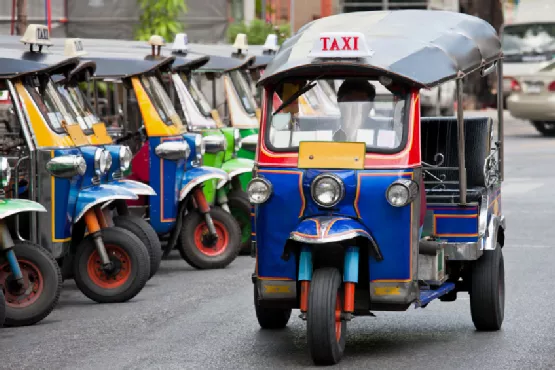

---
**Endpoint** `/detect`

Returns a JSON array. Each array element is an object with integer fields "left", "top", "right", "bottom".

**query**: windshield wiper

[{"left": 273, "top": 81, "right": 317, "bottom": 115}]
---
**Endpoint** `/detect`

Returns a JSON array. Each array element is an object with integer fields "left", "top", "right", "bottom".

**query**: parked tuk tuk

[
  {"left": 77, "top": 50, "right": 242, "bottom": 269},
  {"left": 0, "top": 29, "right": 163, "bottom": 280},
  {"left": 1, "top": 27, "right": 151, "bottom": 305},
  {"left": 249, "top": 10, "right": 506, "bottom": 365}
]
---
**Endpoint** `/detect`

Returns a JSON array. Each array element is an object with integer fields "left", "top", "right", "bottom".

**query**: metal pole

[
  {"left": 456, "top": 78, "right": 466, "bottom": 205},
  {"left": 261, "top": 0, "right": 266, "bottom": 20},
  {"left": 383, "top": 0, "right": 389, "bottom": 10},
  {"left": 290, "top": 0, "right": 295, "bottom": 35},
  {"left": 435, "top": 85, "right": 441, "bottom": 116},
  {"left": 497, "top": 60, "right": 504, "bottom": 182}
]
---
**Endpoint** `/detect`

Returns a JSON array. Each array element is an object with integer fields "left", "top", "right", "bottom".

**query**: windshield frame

[
  {"left": 264, "top": 78, "right": 411, "bottom": 155},
  {"left": 139, "top": 73, "right": 179, "bottom": 126},
  {"left": 57, "top": 85, "right": 98, "bottom": 135},
  {"left": 228, "top": 69, "right": 258, "bottom": 115},
  {"left": 181, "top": 72, "right": 213, "bottom": 118}
]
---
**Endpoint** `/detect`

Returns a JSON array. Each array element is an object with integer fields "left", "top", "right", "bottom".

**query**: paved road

[{"left": 2, "top": 111, "right": 555, "bottom": 370}]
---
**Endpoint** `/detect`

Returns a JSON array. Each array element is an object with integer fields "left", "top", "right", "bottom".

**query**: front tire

[
  {"left": 228, "top": 190, "right": 252, "bottom": 255},
  {"left": 178, "top": 207, "right": 241, "bottom": 269},
  {"left": 0, "top": 242, "right": 62, "bottom": 327},
  {"left": 113, "top": 215, "right": 162, "bottom": 279},
  {"left": 532, "top": 121, "right": 555, "bottom": 136},
  {"left": 254, "top": 285, "right": 291, "bottom": 329},
  {"left": 470, "top": 242, "right": 505, "bottom": 331},
  {"left": 73, "top": 227, "right": 150, "bottom": 303},
  {"left": 307, "top": 267, "right": 346, "bottom": 365}
]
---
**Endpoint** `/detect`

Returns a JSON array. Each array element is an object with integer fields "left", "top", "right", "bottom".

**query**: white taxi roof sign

[
  {"left": 233, "top": 33, "right": 248, "bottom": 51},
  {"left": 20, "top": 24, "right": 53, "bottom": 46},
  {"left": 64, "top": 38, "right": 87, "bottom": 57},
  {"left": 308, "top": 32, "right": 372, "bottom": 59},
  {"left": 172, "top": 33, "right": 189, "bottom": 52},
  {"left": 263, "top": 34, "right": 279, "bottom": 51}
]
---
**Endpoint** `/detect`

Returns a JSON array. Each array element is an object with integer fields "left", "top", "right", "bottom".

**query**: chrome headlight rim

[
  {"left": 247, "top": 176, "right": 272, "bottom": 204},
  {"left": 0, "top": 157, "right": 11, "bottom": 187},
  {"left": 310, "top": 173, "right": 345, "bottom": 208},
  {"left": 119, "top": 146, "right": 132, "bottom": 172},
  {"left": 233, "top": 128, "right": 242, "bottom": 153},
  {"left": 385, "top": 179, "right": 419, "bottom": 207},
  {"left": 94, "top": 148, "right": 111, "bottom": 176},
  {"left": 46, "top": 155, "right": 87, "bottom": 178}
]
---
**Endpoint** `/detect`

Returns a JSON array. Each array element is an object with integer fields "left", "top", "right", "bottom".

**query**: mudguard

[
  {"left": 0, "top": 199, "right": 46, "bottom": 219},
  {"left": 179, "top": 166, "right": 229, "bottom": 201},
  {"left": 74, "top": 184, "right": 138, "bottom": 222},
  {"left": 110, "top": 179, "right": 157, "bottom": 197},
  {"left": 289, "top": 216, "right": 383, "bottom": 260},
  {"left": 218, "top": 157, "right": 254, "bottom": 188}
]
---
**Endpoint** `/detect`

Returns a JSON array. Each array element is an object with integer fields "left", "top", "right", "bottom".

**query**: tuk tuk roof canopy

[
  {"left": 55, "top": 60, "right": 97, "bottom": 84},
  {"left": 259, "top": 10, "right": 503, "bottom": 88},
  {"left": 0, "top": 50, "right": 79, "bottom": 79},
  {"left": 84, "top": 53, "right": 176, "bottom": 79}
]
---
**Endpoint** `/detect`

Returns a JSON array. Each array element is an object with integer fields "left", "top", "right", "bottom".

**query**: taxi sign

[
  {"left": 20, "top": 24, "right": 53, "bottom": 47},
  {"left": 172, "top": 33, "right": 189, "bottom": 53},
  {"left": 64, "top": 38, "right": 87, "bottom": 57},
  {"left": 308, "top": 32, "right": 372, "bottom": 59},
  {"left": 263, "top": 34, "right": 278, "bottom": 53},
  {"left": 233, "top": 33, "right": 248, "bottom": 52}
]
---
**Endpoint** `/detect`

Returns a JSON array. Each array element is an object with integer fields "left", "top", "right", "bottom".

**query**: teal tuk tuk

[{"left": 249, "top": 10, "right": 506, "bottom": 365}]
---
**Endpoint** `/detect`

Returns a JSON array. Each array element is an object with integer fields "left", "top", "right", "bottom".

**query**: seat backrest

[{"left": 420, "top": 116, "right": 492, "bottom": 187}]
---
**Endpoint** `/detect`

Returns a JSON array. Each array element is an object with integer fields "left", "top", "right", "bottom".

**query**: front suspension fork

[
  {"left": 0, "top": 221, "right": 23, "bottom": 286},
  {"left": 83, "top": 207, "right": 112, "bottom": 270},
  {"left": 193, "top": 187, "right": 219, "bottom": 242},
  {"left": 216, "top": 188, "right": 230, "bottom": 213}
]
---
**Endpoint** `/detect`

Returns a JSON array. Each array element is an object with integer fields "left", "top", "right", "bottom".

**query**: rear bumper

[{"left": 507, "top": 94, "right": 555, "bottom": 121}]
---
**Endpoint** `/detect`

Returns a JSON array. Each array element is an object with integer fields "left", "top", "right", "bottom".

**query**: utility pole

[{"left": 16, "top": 0, "right": 27, "bottom": 36}]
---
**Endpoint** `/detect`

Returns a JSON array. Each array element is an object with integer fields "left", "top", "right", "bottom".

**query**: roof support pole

[
  {"left": 456, "top": 78, "right": 467, "bottom": 205},
  {"left": 497, "top": 60, "right": 504, "bottom": 182}
]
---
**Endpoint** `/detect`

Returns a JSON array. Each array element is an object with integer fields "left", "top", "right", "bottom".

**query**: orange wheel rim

[
  {"left": 87, "top": 245, "right": 131, "bottom": 289},
  {"left": 193, "top": 220, "right": 229, "bottom": 257},
  {"left": 0, "top": 259, "right": 44, "bottom": 308},
  {"left": 335, "top": 292, "right": 342, "bottom": 342}
]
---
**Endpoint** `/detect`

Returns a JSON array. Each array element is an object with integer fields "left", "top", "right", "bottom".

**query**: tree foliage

[
  {"left": 135, "top": 0, "right": 187, "bottom": 42},
  {"left": 227, "top": 19, "right": 290, "bottom": 45}
]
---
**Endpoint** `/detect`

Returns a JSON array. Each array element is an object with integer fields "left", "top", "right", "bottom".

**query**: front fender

[
  {"left": 219, "top": 157, "right": 254, "bottom": 187},
  {"left": 289, "top": 216, "right": 383, "bottom": 260},
  {"left": 179, "top": 166, "right": 229, "bottom": 201},
  {"left": 74, "top": 184, "right": 138, "bottom": 223},
  {"left": 111, "top": 179, "right": 157, "bottom": 197},
  {"left": 0, "top": 199, "right": 46, "bottom": 219}
]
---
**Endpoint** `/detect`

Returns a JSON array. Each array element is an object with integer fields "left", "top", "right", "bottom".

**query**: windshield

[
  {"left": 140, "top": 75, "right": 181, "bottom": 126},
  {"left": 267, "top": 78, "right": 409, "bottom": 153},
  {"left": 228, "top": 69, "right": 258, "bottom": 115},
  {"left": 57, "top": 86, "right": 101, "bottom": 132},
  {"left": 25, "top": 78, "right": 77, "bottom": 133},
  {"left": 502, "top": 23, "right": 555, "bottom": 61},
  {"left": 183, "top": 73, "right": 212, "bottom": 117}
]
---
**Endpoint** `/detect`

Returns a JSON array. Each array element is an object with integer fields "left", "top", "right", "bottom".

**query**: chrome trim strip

[
  {"left": 180, "top": 173, "right": 229, "bottom": 201},
  {"left": 290, "top": 230, "right": 369, "bottom": 244},
  {"left": 75, "top": 194, "right": 137, "bottom": 222}
]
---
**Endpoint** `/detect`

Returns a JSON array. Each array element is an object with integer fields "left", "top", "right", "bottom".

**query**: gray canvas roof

[{"left": 259, "top": 10, "right": 503, "bottom": 88}]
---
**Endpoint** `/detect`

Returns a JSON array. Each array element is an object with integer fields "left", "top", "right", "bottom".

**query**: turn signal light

[{"left": 510, "top": 79, "right": 521, "bottom": 92}]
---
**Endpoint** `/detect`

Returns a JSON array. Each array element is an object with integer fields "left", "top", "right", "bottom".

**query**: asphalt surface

[{"left": 2, "top": 111, "right": 555, "bottom": 370}]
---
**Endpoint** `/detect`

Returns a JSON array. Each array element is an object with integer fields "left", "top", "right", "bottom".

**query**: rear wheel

[
  {"left": 307, "top": 267, "right": 346, "bottom": 365},
  {"left": 0, "top": 242, "right": 62, "bottom": 327},
  {"left": 254, "top": 285, "right": 291, "bottom": 329},
  {"left": 74, "top": 227, "right": 150, "bottom": 303},
  {"left": 178, "top": 207, "right": 241, "bottom": 269},
  {"left": 469, "top": 243, "right": 505, "bottom": 331},
  {"left": 113, "top": 215, "right": 162, "bottom": 279},
  {"left": 228, "top": 190, "right": 252, "bottom": 255},
  {"left": 532, "top": 121, "right": 555, "bottom": 136}
]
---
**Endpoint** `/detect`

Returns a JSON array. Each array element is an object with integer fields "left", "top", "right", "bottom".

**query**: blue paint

[
  {"left": 417, "top": 282, "right": 455, "bottom": 307},
  {"left": 419, "top": 225, "right": 423, "bottom": 240},
  {"left": 52, "top": 148, "right": 82, "bottom": 241},
  {"left": 5, "top": 249, "right": 22, "bottom": 280},
  {"left": 343, "top": 246, "right": 359, "bottom": 283},
  {"left": 73, "top": 183, "right": 137, "bottom": 221},
  {"left": 298, "top": 246, "right": 312, "bottom": 281}
]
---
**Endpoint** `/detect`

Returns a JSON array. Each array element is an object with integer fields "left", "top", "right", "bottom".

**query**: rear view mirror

[{"left": 271, "top": 113, "right": 291, "bottom": 131}]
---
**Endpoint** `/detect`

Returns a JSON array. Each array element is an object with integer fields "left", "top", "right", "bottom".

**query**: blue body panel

[
  {"left": 148, "top": 136, "right": 187, "bottom": 235},
  {"left": 52, "top": 148, "right": 81, "bottom": 241},
  {"left": 254, "top": 168, "right": 414, "bottom": 282},
  {"left": 418, "top": 282, "right": 456, "bottom": 307}
]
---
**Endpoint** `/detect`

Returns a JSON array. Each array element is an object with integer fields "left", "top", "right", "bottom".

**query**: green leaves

[
  {"left": 227, "top": 19, "right": 291, "bottom": 45},
  {"left": 135, "top": 0, "right": 187, "bottom": 42}
]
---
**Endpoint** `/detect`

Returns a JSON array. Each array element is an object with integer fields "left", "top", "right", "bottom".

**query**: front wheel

[
  {"left": 113, "top": 215, "right": 162, "bottom": 279},
  {"left": 254, "top": 285, "right": 291, "bottom": 329},
  {"left": 0, "top": 242, "right": 62, "bottom": 327},
  {"left": 532, "top": 121, "right": 555, "bottom": 136},
  {"left": 228, "top": 190, "right": 252, "bottom": 255},
  {"left": 73, "top": 227, "right": 150, "bottom": 303},
  {"left": 307, "top": 267, "right": 346, "bottom": 365},
  {"left": 469, "top": 243, "right": 505, "bottom": 331},
  {"left": 178, "top": 207, "right": 241, "bottom": 269}
]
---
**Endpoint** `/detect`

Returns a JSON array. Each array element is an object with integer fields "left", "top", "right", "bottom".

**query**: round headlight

[
  {"left": 76, "top": 156, "right": 87, "bottom": 176},
  {"left": 311, "top": 173, "right": 344, "bottom": 208},
  {"left": 0, "top": 157, "right": 11, "bottom": 187},
  {"left": 247, "top": 177, "right": 272, "bottom": 204},
  {"left": 94, "top": 148, "right": 110, "bottom": 175},
  {"left": 119, "top": 146, "right": 132, "bottom": 172},
  {"left": 233, "top": 128, "right": 242, "bottom": 152},
  {"left": 385, "top": 179, "right": 419, "bottom": 207}
]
